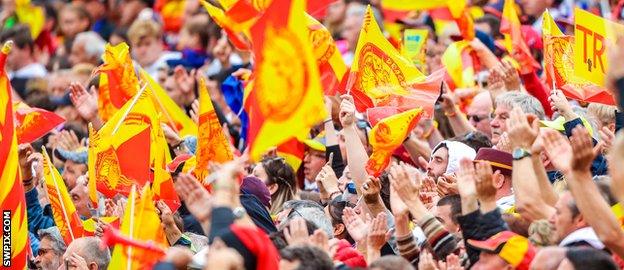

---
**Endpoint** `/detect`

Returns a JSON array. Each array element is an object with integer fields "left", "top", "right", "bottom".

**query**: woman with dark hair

[{"left": 252, "top": 156, "right": 298, "bottom": 215}]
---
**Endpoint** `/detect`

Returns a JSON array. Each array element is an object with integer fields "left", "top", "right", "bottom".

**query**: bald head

[
  {"left": 63, "top": 237, "right": 110, "bottom": 270},
  {"left": 530, "top": 246, "right": 566, "bottom": 270},
  {"left": 467, "top": 91, "right": 493, "bottom": 138}
]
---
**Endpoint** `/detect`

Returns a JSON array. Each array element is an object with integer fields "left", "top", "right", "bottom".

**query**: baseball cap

[
  {"left": 467, "top": 231, "right": 536, "bottom": 270},
  {"left": 540, "top": 116, "right": 594, "bottom": 137},
  {"left": 303, "top": 132, "right": 326, "bottom": 152},
  {"left": 473, "top": 148, "right": 513, "bottom": 176}
]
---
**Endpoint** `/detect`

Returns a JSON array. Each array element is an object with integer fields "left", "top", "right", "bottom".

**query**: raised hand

[
  {"left": 56, "top": 130, "right": 83, "bottom": 151},
  {"left": 500, "top": 60, "right": 522, "bottom": 91},
  {"left": 339, "top": 94, "right": 356, "bottom": 127},
  {"left": 283, "top": 217, "right": 310, "bottom": 246},
  {"left": 367, "top": 212, "right": 388, "bottom": 251},
  {"left": 174, "top": 173, "right": 212, "bottom": 224},
  {"left": 389, "top": 184, "right": 409, "bottom": 216},
  {"left": 495, "top": 132, "right": 512, "bottom": 153},
  {"left": 474, "top": 161, "right": 496, "bottom": 202},
  {"left": 342, "top": 207, "right": 369, "bottom": 244},
  {"left": 69, "top": 82, "right": 98, "bottom": 122},
  {"left": 569, "top": 126, "right": 598, "bottom": 173},
  {"left": 190, "top": 99, "right": 200, "bottom": 124},
  {"left": 388, "top": 163, "right": 421, "bottom": 206},
  {"left": 309, "top": 229, "right": 330, "bottom": 255},
  {"left": 418, "top": 250, "right": 439, "bottom": 270},
  {"left": 598, "top": 126, "right": 615, "bottom": 154},
  {"left": 541, "top": 129, "right": 573, "bottom": 174},
  {"left": 506, "top": 106, "right": 539, "bottom": 149},
  {"left": 213, "top": 157, "right": 247, "bottom": 207},
  {"left": 437, "top": 173, "right": 458, "bottom": 196},
  {"left": 456, "top": 158, "right": 477, "bottom": 199},
  {"left": 440, "top": 93, "right": 458, "bottom": 116},
  {"left": 361, "top": 175, "right": 382, "bottom": 203},
  {"left": 549, "top": 89, "right": 575, "bottom": 120},
  {"left": 173, "top": 66, "right": 196, "bottom": 95},
  {"left": 316, "top": 154, "right": 340, "bottom": 201}
]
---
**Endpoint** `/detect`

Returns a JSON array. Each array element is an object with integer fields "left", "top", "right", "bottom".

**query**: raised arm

[
  {"left": 339, "top": 94, "right": 369, "bottom": 194},
  {"left": 507, "top": 107, "right": 555, "bottom": 221},
  {"left": 544, "top": 127, "right": 624, "bottom": 258}
]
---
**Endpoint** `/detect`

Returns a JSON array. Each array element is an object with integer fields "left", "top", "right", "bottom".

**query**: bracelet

[
  {"left": 328, "top": 190, "right": 342, "bottom": 200},
  {"left": 444, "top": 110, "right": 457, "bottom": 117},
  {"left": 22, "top": 177, "right": 33, "bottom": 186},
  {"left": 323, "top": 118, "right": 333, "bottom": 124}
]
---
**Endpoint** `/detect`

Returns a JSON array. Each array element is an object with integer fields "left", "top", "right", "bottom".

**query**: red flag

[
  {"left": 0, "top": 41, "right": 29, "bottom": 270},
  {"left": 14, "top": 101, "right": 65, "bottom": 144},
  {"left": 500, "top": 0, "right": 540, "bottom": 70},
  {"left": 276, "top": 138, "right": 305, "bottom": 171}
]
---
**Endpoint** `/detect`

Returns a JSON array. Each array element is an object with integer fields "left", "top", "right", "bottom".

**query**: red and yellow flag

[
  {"left": 366, "top": 108, "right": 423, "bottom": 176},
  {"left": 0, "top": 41, "right": 29, "bottom": 270},
  {"left": 306, "top": 14, "right": 347, "bottom": 95},
  {"left": 442, "top": 40, "right": 477, "bottom": 88},
  {"left": 277, "top": 137, "right": 306, "bottom": 171},
  {"left": 95, "top": 42, "right": 140, "bottom": 122},
  {"left": 455, "top": 8, "right": 475, "bottom": 41},
  {"left": 196, "top": 77, "right": 234, "bottom": 181},
  {"left": 500, "top": 0, "right": 540, "bottom": 71},
  {"left": 82, "top": 216, "right": 120, "bottom": 236},
  {"left": 201, "top": 0, "right": 252, "bottom": 50},
  {"left": 139, "top": 69, "right": 198, "bottom": 137},
  {"left": 41, "top": 147, "right": 85, "bottom": 245},
  {"left": 152, "top": 143, "right": 181, "bottom": 213},
  {"left": 347, "top": 6, "right": 428, "bottom": 110},
  {"left": 380, "top": 0, "right": 465, "bottom": 23},
  {"left": 87, "top": 123, "right": 99, "bottom": 208},
  {"left": 109, "top": 185, "right": 168, "bottom": 270},
  {"left": 542, "top": 10, "right": 615, "bottom": 105},
  {"left": 14, "top": 101, "right": 65, "bottom": 144},
  {"left": 154, "top": 0, "right": 186, "bottom": 32},
  {"left": 246, "top": 0, "right": 327, "bottom": 160}
]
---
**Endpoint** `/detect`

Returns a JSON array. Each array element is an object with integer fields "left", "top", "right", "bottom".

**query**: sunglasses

[{"left": 466, "top": 114, "right": 490, "bottom": 122}]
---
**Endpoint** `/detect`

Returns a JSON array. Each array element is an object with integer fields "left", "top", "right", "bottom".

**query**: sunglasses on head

[{"left": 466, "top": 114, "right": 489, "bottom": 122}]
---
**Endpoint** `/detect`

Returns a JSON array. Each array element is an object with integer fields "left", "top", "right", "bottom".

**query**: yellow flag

[
  {"left": 246, "top": 0, "right": 327, "bottom": 160},
  {"left": 42, "top": 147, "right": 85, "bottom": 245},
  {"left": 542, "top": 10, "right": 563, "bottom": 37},
  {"left": 15, "top": 0, "right": 45, "bottom": 38},
  {"left": 139, "top": 69, "right": 198, "bottom": 137},
  {"left": 96, "top": 42, "right": 140, "bottom": 122},
  {"left": 347, "top": 6, "right": 426, "bottom": 102},
  {"left": 366, "top": 108, "right": 424, "bottom": 176},
  {"left": 573, "top": 7, "right": 624, "bottom": 86},
  {"left": 441, "top": 40, "right": 475, "bottom": 88},
  {"left": 381, "top": 0, "right": 465, "bottom": 18},
  {"left": 196, "top": 77, "right": 234, "bottom": 181},
  {"left": 109, "top": 185, "right": 168, "bottom": 270}
]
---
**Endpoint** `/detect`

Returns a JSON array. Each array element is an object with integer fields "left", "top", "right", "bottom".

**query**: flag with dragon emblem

[
  {"left": 306, "top": 14, "right": 347, "bottom": 95},
  {"left": 246, "top": 0, "right": 327, "bottom": 161},
  {"left": 542, "top": 10, "right": 615, "bottom": 105},
  {"left": 347, "top": 6, "right": 439, "bottom": 113},
  {"left": 366, "top": 107, "right": 423, "bottom": 177},
  {"left": 196, "top": 77, "right": 234, "bottom": 182},
  {"left": 0, "top": 41, "right": 29, "bottom": 270},
  {"left": 42, "top": 147, "right": 85, "bottom": 245},
  {"left": 442, "top": 40, "right": 477, "bottom": 88},
  {"left": 109, "top": 185, "right": 168, "bottom": 270},
  {"left": 95, "top": 42, "right": 140, "bottom": 122},
  {"left": 14, "top": 101, "right": 65, "bottom": 144}
]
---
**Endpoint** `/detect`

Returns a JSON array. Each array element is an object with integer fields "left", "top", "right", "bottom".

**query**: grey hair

[
  {"left": 37, "top": 227, "right": 67, "bottom": 255},
  {"left": 495, "top": 92, "right": 546, "bottom": 120},
  {"left": 74, "top": 31, "right": 106, "bottom": 60},
  {"left": 78, "top": 237, "right": 111, "bottom": 270},
  {"left": 279, "top": 200, "right": 333, "bottom": 237}
]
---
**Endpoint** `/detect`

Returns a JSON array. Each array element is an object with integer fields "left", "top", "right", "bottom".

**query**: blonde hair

[
  {"left": 127, "top": 19, "right": 162, "bottom": 46},
  {"left": 587, "top": 103, "right": 617, "bottom": 127}
]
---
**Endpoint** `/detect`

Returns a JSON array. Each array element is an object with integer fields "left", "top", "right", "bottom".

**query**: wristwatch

[
  {"left": 512, "top": 148, "right": 532, "bottom": 160},
  {"left": 233, "top": 207, "right": 247, "bottom": 219}
]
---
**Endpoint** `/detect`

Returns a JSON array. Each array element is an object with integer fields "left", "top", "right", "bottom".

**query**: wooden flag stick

[{"left": 112, "top": 83, "right": 147, "bottom": 136}]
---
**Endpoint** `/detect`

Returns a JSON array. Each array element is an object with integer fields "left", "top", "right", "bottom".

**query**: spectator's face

[
  {"left": 212, "top": 37, "right": 233, "bottom": 64},
  {"left": 69, "top": 42, "right": 95, "bottom": 66},
  {"left": 70, "top": 179, "right": 92, "bottom": 218},
  {"left": 119, "top": 0, "right": 145, "bottom": 26},
  {"left": 164, "top": 75, "right": 185, "bottom": 106},
  {"left": 279, "top": 259, "right": 301, "bottom": 270},
  {"left": 253, "top": 164, "right": 278, "bottom": 194},
  {"left": 549, "top": 192, "right": 583, "bottom": 244},
  {"left": 431, "top": 204, "right": 459, "bottom": 233},
  {"left": 519, "top": 0, "right": 552, "bottom": 16},
  {"left": 326, "top": 1, "right": 347, "bottom": 25},
  {"left": 62, "top": 160, "right": 87, "bottom": 191},
  {"left": 35, "top": 237, "right": 63, "bottom": 270},
  {"left": 490, "top": 104, "right": 511, "bottom": 145},
  {"left": 304, "top": 149, "right": 325, "bottom": 181},
  {"left": 59, "top": 10, "right": 88, "bottom": 39},
  {"left": 131, "top": 36, "right": 163, "bottom": 67},
  {"left": 427, "top": 147, "right": 448, "bottom": 179},
  {"left": 467, "top": 92, "right": 493, "bottom": 138},
  {"left": 341, "top": 15, "right": 363, "bottom": 52},
  {"left": 472, "top": 252, "right": 512, "bottom": 270},
  {"left": 6, "top": 44, "right": 28, "bottom": 70}
]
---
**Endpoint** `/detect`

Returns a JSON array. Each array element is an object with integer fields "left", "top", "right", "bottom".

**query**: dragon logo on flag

[
  {"left": 308, "top": 23, "right": 334, "bottom": 63},
  {"left": 95, "top": 146, "right": 133, "bottom": 190},
  {"left": 256, "top": 28, "right": 306, "bottom": 121},
  {"left": 357, "top": 43, "right": 407, "bottom": 99}
]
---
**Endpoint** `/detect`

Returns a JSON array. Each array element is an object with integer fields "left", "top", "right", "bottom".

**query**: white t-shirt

[{"left": 9, "top": 63, "right": 47, "bottom": 80}]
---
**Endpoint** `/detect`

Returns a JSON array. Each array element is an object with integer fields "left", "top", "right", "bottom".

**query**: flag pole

[
  {"left": 42, "top": 146, "right": 77, "bottom": 242},
  {"left": 126, "top": 185, "right": 136, "bottom": 270},
  {"left": 141, "top": 71, "right": 181, "bottom": 134},
  {"left": 112, "top": 83, "right": 147, "bottom": 136}
]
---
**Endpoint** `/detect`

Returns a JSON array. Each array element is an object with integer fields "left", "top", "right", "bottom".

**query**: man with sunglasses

[{"left": 466, "top": 91, "right": 494, "bottom": 138}]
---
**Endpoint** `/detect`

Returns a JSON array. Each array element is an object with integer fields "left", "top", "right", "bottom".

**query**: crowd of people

[{"left": 4, "top": 0, "right": 624, "bottom": 269}]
